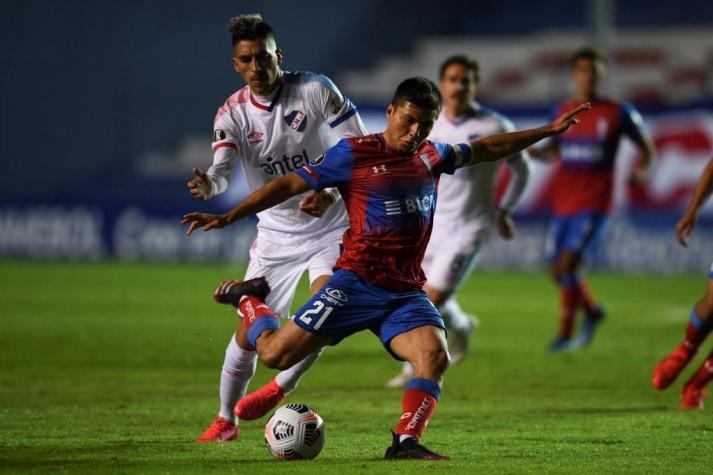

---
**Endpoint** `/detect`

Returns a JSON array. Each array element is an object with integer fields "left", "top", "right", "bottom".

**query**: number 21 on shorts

[{"left": 298, "top": 300, "right": 334, "bottom": 330}]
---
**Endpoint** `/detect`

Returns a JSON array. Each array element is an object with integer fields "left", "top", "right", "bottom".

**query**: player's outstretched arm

[
  {"left": 181, "top": 173, "right": 311, "bottom": 235},
  {"left": 676, "top": 157, "right": 713, "bottom": 247},
  {"left": 466, "top": 103, "right": 590, "bottom": 166}
]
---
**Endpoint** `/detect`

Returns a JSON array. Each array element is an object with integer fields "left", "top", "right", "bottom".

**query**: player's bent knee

[{"left": 436, "top": 348, "right": 451, "bottom": 375}]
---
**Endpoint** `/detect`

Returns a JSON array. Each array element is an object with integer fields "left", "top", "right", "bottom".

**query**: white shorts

[
  {"left": 422, "top": 228, "right": 489, "bottom": 294},
  {"left": 244, "top": 230, "right": 343, "bottom": 318}
]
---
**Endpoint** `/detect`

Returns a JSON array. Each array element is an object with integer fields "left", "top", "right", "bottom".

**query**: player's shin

[
  {"left": 558, "top": 274, "right": 579, "bottom": 338},
  {"left": 219, "top": 336, "right": 257, "bottom": 423},
  {"left": 685, "top": 351, "right": 713, "bottom": 389},
  {"left": 575, "top": 277, "right": 598, "bottom": 315},
  {"left": 395, "top": 378, "right": 441, "bottom": 441},
  {"left": 683, "top": 309, "right": 713, "bottom": 354}
]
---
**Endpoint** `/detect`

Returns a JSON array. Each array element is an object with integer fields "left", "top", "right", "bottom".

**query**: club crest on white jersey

[{"left": 207, "top": 71, "right": 366, "bottom": 245}]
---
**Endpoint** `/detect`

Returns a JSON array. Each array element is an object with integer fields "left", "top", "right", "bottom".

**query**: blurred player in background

[
  {"left": 386, "top": 55, "right": 531, "bottom": 388},
  {"left": 652, "top": 157, "right": 713, "bottom": 409},
  {"left": 182, "top": 77, "right": 589, "bottom": 459},
  {"left": 530, "top": 47, "right": 655, "bottom": 352},
  {"left": 188, "top": 14, "right": 366, "bottom": 442}
]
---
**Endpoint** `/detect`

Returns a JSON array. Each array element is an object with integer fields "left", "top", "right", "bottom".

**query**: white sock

[
  {"left": 218, "top": 336, "right": 257, "bottom": 423},
  {"left": 274, "top": 347, "right": 324, "bottom": 393},
  {"left": 399, "top": 434, "right": 417, "bottom": 443},
  {"left": 402, "top": 361, "right": 415, "bottom": 378},
  {"left": 440, "top": 299, "right": 471, "bottom": 331}
]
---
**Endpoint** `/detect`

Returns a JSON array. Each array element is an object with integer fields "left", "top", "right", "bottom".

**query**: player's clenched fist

[
  {"left": 187, "top": 167, "right": 212, "bottom": 201},
  {"left": 299, "top": 191, "right": 334, "bottom": 218}
]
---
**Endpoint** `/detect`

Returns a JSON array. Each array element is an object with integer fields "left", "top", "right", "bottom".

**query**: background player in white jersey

[
  {"left": 387, "top": 55, "right": 531, "bottom": 388},
  {"left": 187, "top": 14, "right": 366, "bottom": 442}
]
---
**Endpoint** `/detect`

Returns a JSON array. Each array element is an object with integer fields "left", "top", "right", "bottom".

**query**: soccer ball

[{"left": 264, "top": 403, "right": 325, "bottom": 460}]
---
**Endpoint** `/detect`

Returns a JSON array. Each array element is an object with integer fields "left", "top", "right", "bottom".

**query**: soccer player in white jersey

[
  {"left": 386, "top": 55, "right": 531, "bottom": 388},
  {"left": 188, "top": 14, "right": 366, "bottom": 442}
]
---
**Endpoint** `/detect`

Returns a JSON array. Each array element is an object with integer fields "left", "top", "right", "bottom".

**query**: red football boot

[
  {"left": 196, "top": 416, "right": 238, "bottom": 443},
  {"left": 651, "top": 344, "right": 694, "bottom": 390},
  {"left": 235, "top": 378, "right": 285, "bottom": 420},
  {"left": 680, "top": 385, "right": 708, "bottom": 410}
]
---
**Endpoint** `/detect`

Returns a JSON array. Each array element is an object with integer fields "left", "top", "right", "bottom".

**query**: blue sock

[
  {"left": 690, "top": 309, "right": 703, "bottom": 329},
  {"left": 405, "top": 377, "right": 441, "bottom": 400},
  {"left": 247, "top": 317, "right": 280, "bottom": 349}
]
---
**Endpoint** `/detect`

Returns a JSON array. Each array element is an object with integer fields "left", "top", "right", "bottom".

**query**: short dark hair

[
  {"left": 390, "top": 77, "right": 442, "bottom": 113},
  {"left": 570, "top": 47, "right": 606, "bottom": 67},
  {"left": 227, "top": 14, "right": 276, "bottom": 46},
  {"left": 439, "top": 54, "right": 480, "bottom": 82}
]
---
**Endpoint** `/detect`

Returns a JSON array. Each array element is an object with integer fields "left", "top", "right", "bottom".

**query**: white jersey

[
  {"left": 207, "top": 71, "right": 367, "bottom": 245},
  {"left": 429, "top": 103, "right": 530, "bottom": 237}
]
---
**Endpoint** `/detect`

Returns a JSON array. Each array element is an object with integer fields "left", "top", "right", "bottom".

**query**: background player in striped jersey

[
  {"left": 652, "top": 156, "right": 713, "bottom": 409},
  {"left": 530, "top": 47, "right": 655, "bottom": 352},
  {"left": 386, "top": 55, "right": 531, "bottom": 388},
  {"left": 181, "top": 77, "right": 589, "bottom": 459},
  {"left": 187, "top": 14, "right": 367, "bottom": 442}
]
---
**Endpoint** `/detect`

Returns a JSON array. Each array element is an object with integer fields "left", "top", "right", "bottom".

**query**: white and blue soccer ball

[{"left": 264, "top": 403, "right": 325, "bottom": 460}]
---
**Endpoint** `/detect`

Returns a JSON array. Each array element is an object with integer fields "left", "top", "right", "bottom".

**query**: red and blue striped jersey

[
  {"left": 296, "top": 134, "right": 469, "bottom": 291},
  {"left": 551, "top": 98, "right": 647, "bottom": 215}
]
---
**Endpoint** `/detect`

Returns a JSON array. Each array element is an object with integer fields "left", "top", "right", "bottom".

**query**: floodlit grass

[{"left": 1, "top": 260, "right": 711, "bottom": 473}]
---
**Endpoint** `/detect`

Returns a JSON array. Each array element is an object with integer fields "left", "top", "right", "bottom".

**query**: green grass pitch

[{"left": 1, "top": 260, "right": 712, "bottom": 473}]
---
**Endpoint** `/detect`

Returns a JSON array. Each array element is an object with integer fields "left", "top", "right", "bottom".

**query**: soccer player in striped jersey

[
  {"left": 652, "top": 156, "right": 713, "bottom": 409},
  {"left": 182, "top": 77, "right": 588, "bottom": 458},
  {"left": 386, "top": 55, "right": 531, "bottom": 388},
  {"left": 188, "top": 14, "right": 366, "bottom": 442},
  {"left": 530, "top": 47, "right": 655, "bottom": 351}
]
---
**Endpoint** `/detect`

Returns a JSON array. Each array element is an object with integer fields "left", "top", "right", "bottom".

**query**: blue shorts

[
  {"left": 292, "top": 269, "right": 445, "bottom": 360},
  {"left": 546, "top": 212, "right": 609, "bottom": 262}
]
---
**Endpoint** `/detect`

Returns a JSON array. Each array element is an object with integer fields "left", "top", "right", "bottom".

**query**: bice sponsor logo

[
  {"left": 260, "top": 149, "right": 313, "bottom": 175},
  {"left": 383, "top": 193, "right": 434, "bottom": 216}
]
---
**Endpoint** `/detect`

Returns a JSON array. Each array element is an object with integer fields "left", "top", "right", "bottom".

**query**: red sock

[
  {"left": 576, "top": 278, "right": 597, "bottom": 315},
  {"left": 395, "top": 379, "right": 440, "bottom": 440},
  {"left": 686, "top": 352, "right": 713, "bottom": 388},
  {"left": 559, "top": 285, "right": 578, "bottom": 338},
  {"left": 683, "top": 322, "right": 712, "bottom": 353},
  {"left": 238, "top": 296, "right": 279, "bottom": 349}
]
